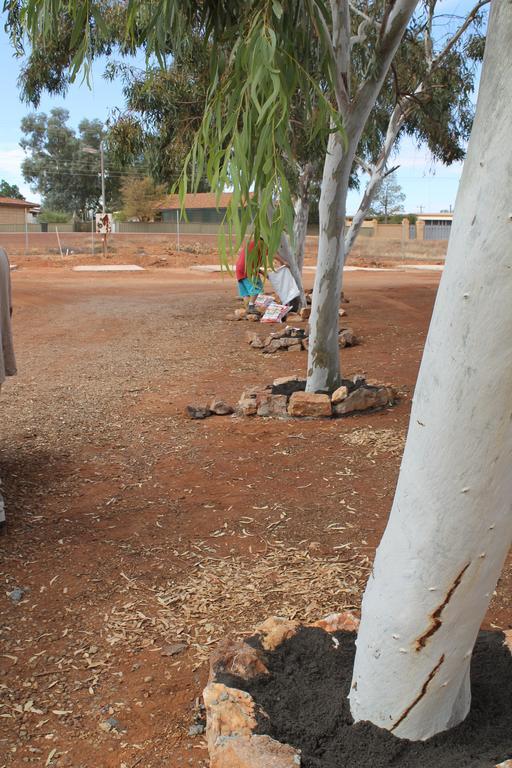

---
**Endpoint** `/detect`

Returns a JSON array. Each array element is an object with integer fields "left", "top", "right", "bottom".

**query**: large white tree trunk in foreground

[{"left": 350, "top": 0, "right": 512, "bottom": 740}]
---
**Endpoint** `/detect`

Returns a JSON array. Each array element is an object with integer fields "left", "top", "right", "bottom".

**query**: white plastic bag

[{"left": 267, "top": 266, "right": 300, "bottom": 305}]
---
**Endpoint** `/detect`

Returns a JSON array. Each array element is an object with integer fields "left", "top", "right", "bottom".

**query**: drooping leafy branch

[{"left": 4, "top": 0, "right": 343, "bottom": 271}]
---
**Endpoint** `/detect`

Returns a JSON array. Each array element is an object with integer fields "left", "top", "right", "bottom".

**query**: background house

[
  {"left": 416, "top": 212, "right": 453, "bottom": 240},
  {"left": 158, "top": 193, "right": 233, "bottom": 224},
  {"left": 0, "top": 197, "right": 39, "bottom": 229}
]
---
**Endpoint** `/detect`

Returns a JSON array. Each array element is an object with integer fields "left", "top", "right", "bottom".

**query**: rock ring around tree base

[
  {"left": 204, "top": 615, "right": 512, "bottom": 768},
  {"left": 204, "top": 613, "right": 359, "bottom": 768}
]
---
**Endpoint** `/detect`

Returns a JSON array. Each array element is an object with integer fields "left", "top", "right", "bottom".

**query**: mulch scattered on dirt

[{"left": 224, "top": 627, "right": 512, "bottom": 768}]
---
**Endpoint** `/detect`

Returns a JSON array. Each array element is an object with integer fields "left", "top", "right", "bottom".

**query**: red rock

[
  {"left": 300, "top": 306, "right": 311, "bottom": 320},
  {"left": 333, "top": 385, "right": 393, "bottom": 416},
  {"left": 273, "top": 376, "right": 299, "bottom": 387},
  {"left": 209, "top": 639, "right": 268, "bottom": 683},
  {"left": 185, "top": 404, "right": 210, "bottom": 419},
  {"left": 254, "top": 616, "right": 299, "bottom": 650},
  {"left": 288, "top": 391, "right": 332, "bottom": 418},
  {"left": 237, "top": 398, "right": 258, "bottom": 416},
  {"left": 210, "top": 734, "right": 301, "bottom": 768},
  {"left": 234, "top": 308, "right": 247, "bottom": 319},
  {"left": 312, "top": 611, "right": 360, "bottom": 633},
  {"left": 210, "top": 399, "right": 234, "bottom": 416},
  {"left": 331, "top": 385, "right": 348, "bottom": 404},
  {"left": 204, "top": 683, "right": 258, "bottom": 748},
  {"left": 338, "top": 328, "right": 357, "bottom": 347},
  {"left": 257, "top": 394, "right": 288, "bottom": 417},
  {"left": 246, "top": 331, "right": 257, "bottom": 344},
  {"left": 160, "top": 642, "right": 187, "bottom": 656}
]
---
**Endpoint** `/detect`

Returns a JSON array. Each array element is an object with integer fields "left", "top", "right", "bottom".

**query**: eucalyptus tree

[
  {"left": 8, "top": 1, "right": 485, "bottom": 320},
  {"left": 8, "top": 0, "right": 512, "bottom": 745},
  {"left": 351, "top": 0, "right": 512, "bottom": 736}
]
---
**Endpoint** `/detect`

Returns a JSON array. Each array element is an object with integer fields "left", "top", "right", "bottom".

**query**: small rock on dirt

[
  {"left": 188, "top": 723, "right": 205, "bottom": 736},
  {"left": 338, "top": 328, "right": 357, "bottom": 347},
  {"left": 237, "top": 397, "right": 258, "bottom": 417},
  {"left": 254, "top": 616, "right": 300, "bottom": 650},
  {"left": 185, "top": 405, "right": 211, "bottom": 420},
  {"left": 209, "top": 399, "right": 234, "bottom": 416},
  {"left": 333, "top": 385, "right": 393, "bottom": 416},
  {"left": 210, "top": 638, "right": 269, "bottom": 683},
  {"left": 7, "top": 587, "right": 26, "bottom": 604},
  {"left": 100, "top": 716, "right": 125, "bottom": 733},
  {"left": 288, "top": 391, "right": 332, "bottom": 418},
  {"left": 210, "top": 734, "right": 301, "bottom": 768},
  {"left": 256, "top": 394, "right": 288, "bottom": 418},
  {"left": 161, "top": 643, "right": 187, "bottom": 657},
  {"left": 311, "top": 611, "right": 360, "bottom": 633},
  {"left": 331, "top": 385, "right": 349, "bottom": 404}
]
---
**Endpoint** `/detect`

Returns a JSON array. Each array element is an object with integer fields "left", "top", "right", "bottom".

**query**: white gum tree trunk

[
  {"left": 293, "top": 162, "right": 316, "bottom": 276},
  {"left": 306, "top": 130, "right": 353, "bottom": 392},
  {"left": 277, "top": 231, "right": 307, "bottom": 308},
  {"left": 293, "top": 194, "right": 310, "bottom": 276},
  {"left": 306, "top": 0, "right": 419, "bottom": 392},
  {"left": 350, "top": 0, "right": 512, "bottom": 740}
]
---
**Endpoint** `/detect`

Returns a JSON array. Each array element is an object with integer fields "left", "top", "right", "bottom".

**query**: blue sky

[{"left": 0, "top": 0, "right": 485, "bottom": 215}]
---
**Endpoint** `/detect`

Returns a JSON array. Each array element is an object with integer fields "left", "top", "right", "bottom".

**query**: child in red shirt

[{"left": 235, "top": 240, "right": 264, "bottom": 314}]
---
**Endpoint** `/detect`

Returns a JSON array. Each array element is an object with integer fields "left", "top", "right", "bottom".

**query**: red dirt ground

[{"left": 1, "top": 265, "right": 510, "bottom": 768}]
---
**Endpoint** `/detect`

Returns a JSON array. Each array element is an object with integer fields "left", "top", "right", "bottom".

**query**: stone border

[
  {"left": 238, "top": 375, "right": 396, "bottom": 419},
  {"left": 204, "top": 615, "right": 512, "bottom": 768},
  {"left": 204, "top": 612, "right": 359, "bottom": 768},
  {"left": 245, "top": 325, "right": 357, "bottom": 355},
  {"left": 186, "top": 375, "right": 397, "bottom": 420}
]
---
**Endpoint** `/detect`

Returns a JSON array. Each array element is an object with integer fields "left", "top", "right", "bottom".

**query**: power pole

[{"left": 100, "top": 141, "right": 107, "bottom": 258}]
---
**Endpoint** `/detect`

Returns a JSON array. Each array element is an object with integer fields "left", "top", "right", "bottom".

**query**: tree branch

[
  {"left": 311, "top": 0, "right": 350, "bottom": 116},
  {"left": 346, "top": 0, "right": 488, "bottom": 253},
  {"left": 330, "top": 0, "right": 352, "bottom": 111},
  {"left": 424, "top": 0, "right": 437, "bottom": 68},
  {"left": 349, "top": 2, "right": 381, "bottom": 30},
  {"left": 348, "top": 0, "right": 418, "bottom": 135},
  {"left": 430, "top": 0, "right": 490, "bottom": 73}
]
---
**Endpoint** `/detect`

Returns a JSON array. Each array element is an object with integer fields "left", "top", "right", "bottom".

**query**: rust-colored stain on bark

[
  {"left": 390, "top": 654, "right": 445, "bottom": 732},
  {"left": 415, "top": 563, "right": 471, "bottom": 651}
]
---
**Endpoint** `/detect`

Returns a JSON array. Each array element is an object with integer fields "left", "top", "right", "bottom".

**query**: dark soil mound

[
  {"left": 219, "top": 628, "right": 512, "bottom": 768},
  {"left": 271, "top": 379, "right": 307, "bottom": 396}
]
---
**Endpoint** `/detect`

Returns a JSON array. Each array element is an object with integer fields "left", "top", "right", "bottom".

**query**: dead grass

[
  {"left": 341, "top": 427, "right": 406, "bottom": 457},
  {"left": 104, "top": 543, "right": 370, "bottom": 665}
]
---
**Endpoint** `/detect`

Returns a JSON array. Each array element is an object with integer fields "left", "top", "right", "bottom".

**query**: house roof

[
  {"left": 417, "top": 212, "right": 453, "bottom": 220},
  {"left": 0, "top": 196, "right": 39, "bottom": 209},
  {"left": 157, "top": 192, "right": 233, "bottom": 211}
]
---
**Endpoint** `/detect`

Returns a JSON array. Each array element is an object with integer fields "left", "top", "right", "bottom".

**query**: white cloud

[{"left": 0, "top": 144, "right": 39, "bottom": 201}]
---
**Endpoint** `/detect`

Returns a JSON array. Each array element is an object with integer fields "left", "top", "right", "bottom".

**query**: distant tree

[
  {"left": 7, "top": 0, "right": 488, "bottom": 388},
  {"left": 38, "top": 209, "right": 70, "bottom": 223},
  {"left": 20, "top": 109, "right": 130, "bottom": 218},
  {"left": 369, "top": 173, "right": 406, "bottom": 223},
  {"left": 106, "top": 39, "right": 211, "bottom": 192},
  {"left": 120, "top": 176, "right": 166, "bottom": 222},
  {"left": 0, "top": 179, "right": 25, "bottom": 199}
]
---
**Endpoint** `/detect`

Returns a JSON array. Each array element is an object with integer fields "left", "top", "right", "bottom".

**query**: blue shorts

[{"left": 237, "top": 277, "right": 263, "bottom": 298}]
